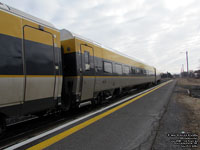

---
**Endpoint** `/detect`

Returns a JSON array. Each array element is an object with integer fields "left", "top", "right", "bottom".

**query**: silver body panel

[
  {"left": 95, "top": 76, "right": 155, "bottom": 92},
  {"left": 71, "top": 76, "right": 155, "bottom": 101},
  {"left": 0, "top": 77, "right": 24, "bottom": 107},
  {"left": 25, "top": 76, "right": 55, "bottom": 101},
  {"left": 81, "top": 77, "right": 95, "bottom": 101}
]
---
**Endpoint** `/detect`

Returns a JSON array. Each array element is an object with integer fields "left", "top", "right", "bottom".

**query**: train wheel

[
  {"left": 98, "top": 94, "right": 103, "bottom": 105},
  {"left": 92, "top": 95, "right": 100, "bottom": 106},
  {"left": 92, "top": 98, "right": 98, "bottom": 106},
  {"left": 94, "top": 93, "right": 103, "bottom": 106}
]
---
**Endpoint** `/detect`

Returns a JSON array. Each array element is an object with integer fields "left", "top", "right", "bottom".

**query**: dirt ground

[
  {"left": 177, "top": 78, "right": 200, "bottom": 139},
  {"left": 152, "top": 78, "right": 200, "bottom": 150}
]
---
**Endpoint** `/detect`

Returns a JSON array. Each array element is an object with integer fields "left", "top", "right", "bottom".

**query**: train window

[
  {"left": 131, "top": 67, "right": 136, "bottom": 74},
  {"left": 123, "top": 66, "right": 130, "bottom": 74},
  {"left": 84, "top": 51, "right": 90, "bottom": 71},
  {"left": 103, "top": 62, "right": 112, "bottom": 73},
  {"left": 140, "top": 69, "right": 143, "bottom": 74},
  {"left": 136, "top": 68, "right": 140, "bottom": 74},
  {"left": 115, "top": 64, "right": 122, "bottom": 75},
  {"left": 143, "top": 70, "right": 147, "bottom": 75},
  {"left": 84, "top": 51, "right": 90, "bottom": 64}
]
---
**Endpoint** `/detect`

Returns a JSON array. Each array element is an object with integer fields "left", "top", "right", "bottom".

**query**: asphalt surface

[
  {"left": 16, "top": 80, "right": 176, "bottom": 150},
  {"left": 152, "top": 83, "right": 186, "bottom": 150},
  {"left": 152, "top": 79, "right": 199, "bottom": 150}
]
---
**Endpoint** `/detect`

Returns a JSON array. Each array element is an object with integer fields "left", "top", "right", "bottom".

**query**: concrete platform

[{"left": 8, "top": 80, "right": 176, "bottom": 150}]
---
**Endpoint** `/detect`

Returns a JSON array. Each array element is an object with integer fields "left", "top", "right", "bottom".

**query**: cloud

[
  {"left": 1, "top": 0, "right": 200, "bottom": 73},
  {"left": 163, "top": 0, "right": 195, "bottom": 11}
]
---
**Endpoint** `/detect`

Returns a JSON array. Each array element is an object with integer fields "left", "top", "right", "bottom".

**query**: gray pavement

[
  {"left": 37, "top": 80, "right": 176, "bottom": 150},
  {"left": 152, "top": 80, "right": 197, "bottom": 150}
]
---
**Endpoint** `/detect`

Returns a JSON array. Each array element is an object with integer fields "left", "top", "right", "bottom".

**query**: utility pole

[
  {"left": 182, "top": 64, "right": 184, "bottom": 72},
  {"left": 181, "top": 64, "right": 184, "bottom": 78},
  {"left": 186, "top": 51, "right": 189, "bottom": 76}
]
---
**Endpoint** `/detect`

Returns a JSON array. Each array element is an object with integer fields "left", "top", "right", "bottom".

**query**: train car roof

[
  {"left": 0, "top": 2, "right": 56, "bottom": 29},
  {"left": 60, "top": 29, "right": 154, "bottom": 68}
]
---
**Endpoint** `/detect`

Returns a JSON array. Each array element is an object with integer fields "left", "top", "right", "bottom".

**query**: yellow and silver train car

[
  {"left": 0, "top": 3, "right": 62, "bottom": 130},
  {"left": 60, "top": 29, "right": 161, "bottom": 107},
  {"left": 0, "top": 3, "right": 161, "bottom": 132}
]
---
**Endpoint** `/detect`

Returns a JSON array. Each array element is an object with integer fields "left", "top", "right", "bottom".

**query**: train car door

[
  {"left": 80, "top": 44, "right": 95, "bottom": 101},
  {"left": 154, "top": 68, "right": 157, "bottom": 83},
  {"left": 23, "top": 25, "right": 56, "bottom": 113}
]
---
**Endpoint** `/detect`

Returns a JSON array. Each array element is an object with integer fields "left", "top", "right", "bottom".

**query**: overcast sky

[{"left": 1, "top": 0, "right": 200, "bottom": 73}]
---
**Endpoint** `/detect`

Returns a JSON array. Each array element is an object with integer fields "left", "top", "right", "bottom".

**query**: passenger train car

[
  {"left": 0, "top": 3, "right": 161, "bottom": 133},
  {"left": 0, "top": 3, "right": 62, "bottom": 132},
  {"left": 60, "top": 29, "right": 161, "bottom": 107}
]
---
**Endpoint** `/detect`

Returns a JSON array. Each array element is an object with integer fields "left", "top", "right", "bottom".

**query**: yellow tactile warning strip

[{"left": 27, "top": 80, "right": 173, "bottom": 150}]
